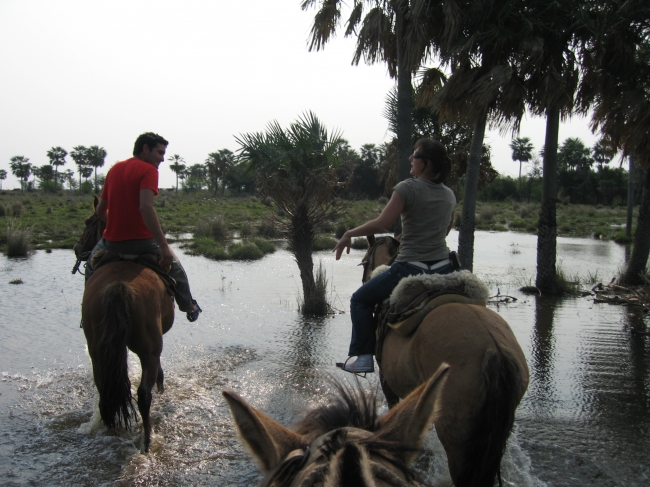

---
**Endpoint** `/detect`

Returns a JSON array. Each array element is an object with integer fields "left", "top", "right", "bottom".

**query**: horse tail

[
  {"left": 456, "top": 348, "right": 522, "bottom": 487},
  {"left": 95, "top": 281, "right": 137, "bottom": 430}
]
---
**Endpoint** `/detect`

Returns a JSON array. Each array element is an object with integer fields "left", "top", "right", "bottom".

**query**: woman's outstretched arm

[{"left": 333, "top": 191, "right": 404, "bottom": 260}]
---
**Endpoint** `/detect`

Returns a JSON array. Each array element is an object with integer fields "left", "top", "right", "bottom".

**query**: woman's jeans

[
  {"left": 348, "top": 261, "right": 453, "bottom": 356},
  {"left": 85, "top": 238, "right": 195, "bottom": 312}
]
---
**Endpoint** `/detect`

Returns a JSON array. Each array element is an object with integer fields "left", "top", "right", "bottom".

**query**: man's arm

[
  {"left": 95, "top": 197, "right": 108, "bottom": 222},
  {"left": 139, "top": 189, "right": 174, "bottom": 270}
]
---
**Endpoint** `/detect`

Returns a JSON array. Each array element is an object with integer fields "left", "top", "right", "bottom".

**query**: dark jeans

[
  {"left": 348, "top": 261, "right": 453, "bottom": 356},
  {"left": 85, "top": 238, "right": 195, "bottom": 312}
]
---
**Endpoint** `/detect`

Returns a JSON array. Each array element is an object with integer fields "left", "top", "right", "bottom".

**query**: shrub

[
  {"left": 257, "top": 215, "right": 280, "bottom": 238},
  {"left": 10, "top": 201, "right": 24, "bottom": 217},
  {"left": 184, "top": 236, "right": 228, "bottom": 260},
  {"left": 228, "top": 242, "right": 263, "bottom": 260},
  {"left": 592, "top": 227, "right": 608, "bottom": 239},
  {"left": 239, "top": 221, "right": 254, "bottom": 238},
  {"left": 6, "top": 220, "right": 32, "bottom": 257},
  {"left": 249, "top": 237, "right": 276, "bottom": 255},
  {"left": 352, "top": 237, "right": 368, "bottom": 249},
  {"left": 0, "top": 204, "right": 5, "bottom": 217},
  {"left": 335, "top": 223, "right": 348, "bottom": 239},
  {"left": 195, "top": 214, "right": 228, "bottom": 241},
  {"left": 479, "top": 205, "right": 496, "bottom": 223},
  {"left": 613, "top": 230, "right": 633, "bottom": 244},
  {"left": 313, "top": 234, "right": 337, "bottom": 251}
]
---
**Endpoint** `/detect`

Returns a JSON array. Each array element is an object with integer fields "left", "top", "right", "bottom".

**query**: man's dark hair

[{"left": 133, "top": 132, "right": 168, "bottom": 157}]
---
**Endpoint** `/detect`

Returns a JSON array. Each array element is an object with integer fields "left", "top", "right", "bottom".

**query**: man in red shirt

[{"left": 86, "top": 132, "right": 201, "bottom": 322}]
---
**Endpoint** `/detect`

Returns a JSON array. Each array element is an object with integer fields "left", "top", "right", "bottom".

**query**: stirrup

[{"left": 336, "top": 356, "right": 374, "bottom": 377}]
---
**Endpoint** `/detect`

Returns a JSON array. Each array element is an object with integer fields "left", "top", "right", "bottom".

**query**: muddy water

[{"left": 0, "top": 230, "right": 648, "bottom": 486}]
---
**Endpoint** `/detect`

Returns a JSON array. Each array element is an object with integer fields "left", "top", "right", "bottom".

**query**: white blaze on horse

[
  {"left": 362, "top": 235, "right": 530, "bottom": 487},
  {"left": 76, "top": 197, "right": 175, "bottom": 452},
  {"left": 224, "top": 364, "right": 450, "bottom": 487}
]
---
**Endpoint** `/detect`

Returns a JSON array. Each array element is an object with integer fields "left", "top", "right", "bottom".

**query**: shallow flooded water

[{"left": 1, "top": 230, "right": 648, "bottom": 486}]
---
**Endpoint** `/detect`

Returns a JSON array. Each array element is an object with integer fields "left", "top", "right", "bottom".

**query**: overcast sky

[{"left": 0, "top": 0, "right": 602, "bottom": 190}]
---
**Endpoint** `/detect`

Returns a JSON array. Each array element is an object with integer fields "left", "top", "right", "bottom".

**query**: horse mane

[
  {"left": 294, "top": 379, "right": 381, "bottom": 440},
  {"left": 266, "top": 380, "right": 421, "bottom": 487}
]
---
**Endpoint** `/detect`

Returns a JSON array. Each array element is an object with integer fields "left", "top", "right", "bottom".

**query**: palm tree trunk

[
  {"left": 395, "top": 5, "right": 413, "bottom": 183},
  {"left": 288, "top": 203, "right": 317, "bottom": 313},
  {"left": 620, "top": 165, "right": 650, "bottom": 286},
  {"left": 536, "top": 107, "right": 560, "bottom": 294},
  {"left": 458, "top": 109, "right": 488, "bottom": 272},
  {"left": 626, "top": 154, "right": 635, "bottom": 238}
]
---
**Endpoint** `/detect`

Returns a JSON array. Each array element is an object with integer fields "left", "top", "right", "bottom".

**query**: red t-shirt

[{"left": 100, "top": 157, "right": 159, "bottom": 241}]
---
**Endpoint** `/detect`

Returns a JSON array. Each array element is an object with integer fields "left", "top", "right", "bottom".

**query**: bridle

[{"left": 72, "top": 213, "right": 105, "bottom": 275}]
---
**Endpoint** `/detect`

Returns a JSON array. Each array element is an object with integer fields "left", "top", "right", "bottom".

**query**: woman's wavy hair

[{"left": 415, "top": 138, "right": 451, "bottom": 184}]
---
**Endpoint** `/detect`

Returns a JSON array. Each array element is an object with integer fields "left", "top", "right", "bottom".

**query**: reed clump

[
  {"left": 195, "top": 214, "right": 228, "bottom": 241},
  {"left": 299, "top": 261, "right": 330, "bottom": 316},
  {"left": 6, "top": 220, "right": 32, "bottom": 257}
]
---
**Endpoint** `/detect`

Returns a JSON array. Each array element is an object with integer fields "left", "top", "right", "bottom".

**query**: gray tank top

[{"left": 393, "top": 177, "right": 456, "bottom": 262}]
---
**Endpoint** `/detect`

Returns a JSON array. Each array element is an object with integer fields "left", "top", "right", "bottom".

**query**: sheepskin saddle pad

[
  {"left": 373, "top": 267, "right": 490, "bottom": 337},
  {"left": 90, "top": 249, "right": 177, "bottom": 296}
]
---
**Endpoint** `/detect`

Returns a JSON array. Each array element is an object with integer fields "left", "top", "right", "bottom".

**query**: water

[{"left": 1, "top": 230, "right": 648, "bottom": 486}]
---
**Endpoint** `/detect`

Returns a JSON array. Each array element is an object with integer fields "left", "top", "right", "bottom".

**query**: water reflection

[{"left": 529, "top": 296, "right": 559, "bottom": 416}]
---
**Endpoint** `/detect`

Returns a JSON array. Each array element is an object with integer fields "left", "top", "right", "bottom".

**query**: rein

[{"left": 72, "top": 213, "right": 104, "bottom": 275}]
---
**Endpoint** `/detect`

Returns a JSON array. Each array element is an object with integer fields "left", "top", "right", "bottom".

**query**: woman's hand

[{"left": 333, "top": 233, "right": 352, "bottom": 260}]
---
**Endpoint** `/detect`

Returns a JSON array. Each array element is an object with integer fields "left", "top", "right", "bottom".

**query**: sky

[{"left": 0, "top": 0, "right": 603, "bottom": 190}]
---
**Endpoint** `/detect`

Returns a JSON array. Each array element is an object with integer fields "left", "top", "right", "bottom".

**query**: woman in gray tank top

[{"left": 333, "top": 138, "right": 456, "bottom": 374}]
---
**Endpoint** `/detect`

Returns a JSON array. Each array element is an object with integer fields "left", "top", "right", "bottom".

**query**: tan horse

[
  {"left": 363, "top": 235, "right": 529, "bottom": 487},
  {"left": 77, "top": 197, "right": 174, "bottom": 452},
  {"left": 224, "top": 364, "right": 450, "bottom": 487}
]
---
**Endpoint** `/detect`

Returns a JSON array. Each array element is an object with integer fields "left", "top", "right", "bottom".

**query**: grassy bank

[{"left": 0, "top": 190, "right": 636, "bottom": 257}]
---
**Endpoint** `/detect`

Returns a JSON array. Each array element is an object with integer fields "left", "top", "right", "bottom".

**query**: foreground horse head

[
  {"left": 79, "top": 196, "right": 174, "bottom": 452},
  {"left": 224, "top": 364, "right": 450, "bottom": 487},
  {"left": 363, "top": 235, "right": 529, "bottom": 487}
]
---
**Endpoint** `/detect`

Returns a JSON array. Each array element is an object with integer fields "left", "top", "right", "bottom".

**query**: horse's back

[
  {"left": 382, "top": 303, "right": 527, "bottom": 394},
  {"left": 82, "top": 262, "right": 174, "bottom": 349}
]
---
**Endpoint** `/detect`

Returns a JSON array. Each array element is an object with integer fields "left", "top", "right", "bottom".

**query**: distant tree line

[
  {"left": 6, "top": 145, "right": 106, "bottom": 193},
  {"left": 480, "top": 136, "right": 636, "bottom": 206}
]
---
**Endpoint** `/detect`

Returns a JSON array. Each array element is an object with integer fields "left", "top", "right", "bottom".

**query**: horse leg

[
  {"left": 137, "top": 355, "right": 160, "bottom": 452},
  {"left": 156, "top": 363, "right": 165, "bottom": 393},
  {"left": 380, "top": 369, "right": 400, "bottom": 408}
]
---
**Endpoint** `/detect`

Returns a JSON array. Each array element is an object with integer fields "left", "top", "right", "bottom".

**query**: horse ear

[
  {"left": 376, "top": 363, "right": 450, "bottom": 464},
  {"left": 93, "top": 195, "right": 99, "bottom": 210},
  {"left": 367, "top": 235, "right": 376, "bottom": 246},
  {"left": 222, "top": 390, "right": 304, "bottom": 473}
]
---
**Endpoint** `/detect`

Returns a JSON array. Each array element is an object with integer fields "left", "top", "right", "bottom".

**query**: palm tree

[
  {"left": 46, "top": 146, "right": 67, "bottom": 190},
  {"left": 557, "top": 137, "right": 593, "bottom": 172},
  {"left": 205, "top": 150, "right": 235, "bottom": 196},
  {"left": 237, "top": 111, "right": 347, "bottom": 315},
  {"left": 578, "top": 0, "right": 650, "bottom": 286},
  {"left": 302, "top": 0, "right": 445, "bottom": 182},
  {"left": 167, "top": 154, "right": 186, "bottom": 191},
  {"left": 86, "top": 145, "right": 107, "bottom": 192},
  {"left": 417, "top": 1, "right": 529, "bottom": 271},
  {"left": 510, "top": 137, "right": 534, "bottom": 195},
  {"left": 70, "top": 146, "right": 89, "bottom": 189},
  {"left": 9, "top": 156, "right": 32, "bottom": 192},
  {"left": 62, "top": 169, "right": 76, "bottom": 190},
  {"left": 592, "top": 138, "right": 616, "bottom": 171},
  {"left": 521, "top": 0, "right": 584, "bottom": 294},
  {"left": 0, "top": 169, "right": 7, "bottom": 189}
]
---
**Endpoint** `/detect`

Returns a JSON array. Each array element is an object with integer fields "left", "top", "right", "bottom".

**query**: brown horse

[
  {"left": 362, "top": 235, "right": 529, "bottom": 487},
  {"left": 77, "top": 197, "right": 174, "bottom": 452},
  {"left": 224, "top": 364, "right": 450, "bottom": 487}
]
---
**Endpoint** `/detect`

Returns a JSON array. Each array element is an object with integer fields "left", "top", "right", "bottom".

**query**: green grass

[{"left": 0, "top": 190, "right": 638, "bottom": 258}]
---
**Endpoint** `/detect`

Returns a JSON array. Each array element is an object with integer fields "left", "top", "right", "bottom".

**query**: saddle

[
  {"left": 90, "top": 249, "right": 177, "bottom": 297},
  {"left": 375, "top": 270, "right": 490, "bottom": 364}
]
